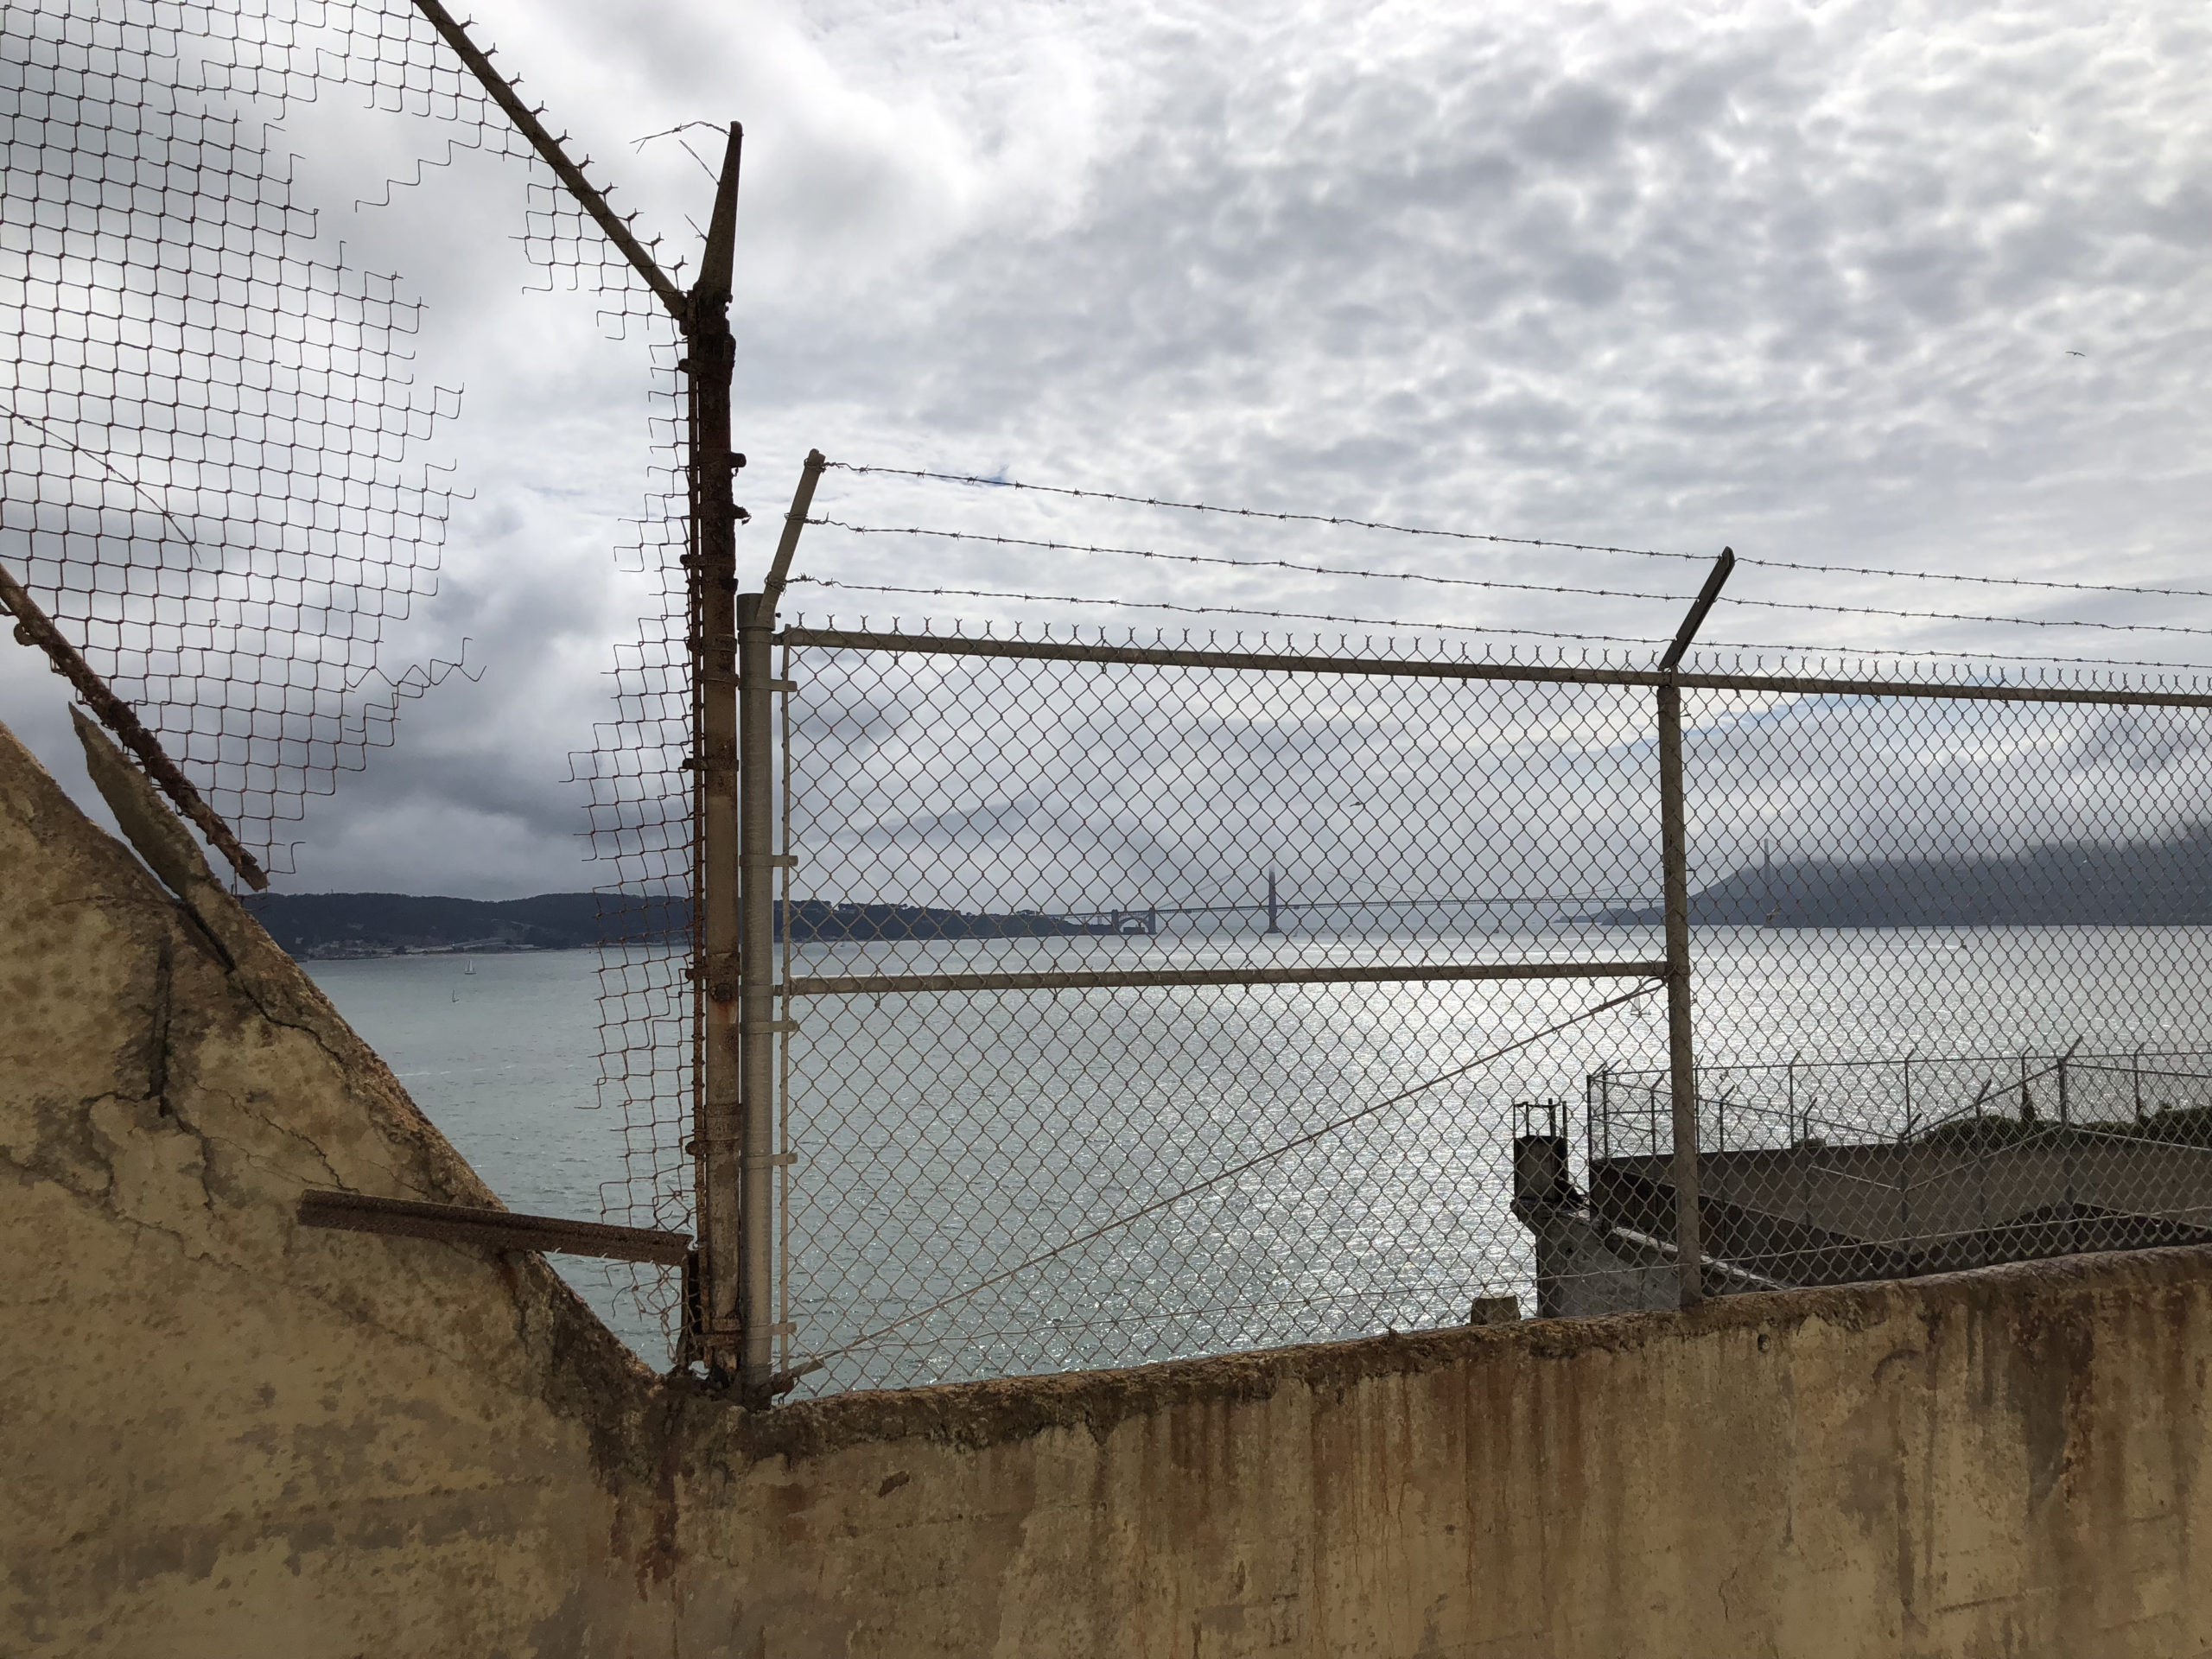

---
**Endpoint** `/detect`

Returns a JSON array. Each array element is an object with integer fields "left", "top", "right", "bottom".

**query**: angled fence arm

[
  {"left": 1, "top": 560, "right": 268, "bottom": 890},
  {"left": 408, "top": 0, "right": 690, "bottom": 323},
  {"left": 761, "top": 450, "right": 827, "bottom": 607}
]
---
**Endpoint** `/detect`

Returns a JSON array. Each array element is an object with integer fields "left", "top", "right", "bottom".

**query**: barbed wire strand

[
  {"left": 784, "top": 577, "right": 2212, "bottom": 675},
  {"left": 810, "top": 521, "right": 2212, "bottom": 640},
  {"left": 789, "top": 981, "right": 1661, "bottom": 1374},
  {"left": 826, "top": 462, "right": 2212, "bottom": 604},
  {"left": 790, "top": 576, "right": 1657, "bottom": 645}
]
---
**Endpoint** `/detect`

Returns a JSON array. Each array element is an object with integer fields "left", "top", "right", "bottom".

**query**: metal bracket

[
  {"left": 763, "top": 1321, "right": 798, "bottom": 1337},
  {"left": 687, "top": 1141, "right": 798, "bottom": 1166},
  {"left": 742, "top": 854, "right": 798, "bottom": 868},
  {"left": 741, "top": 1019, "right": 799, "bottom": 1035},
  {"left": 739, "top": 677, "right": 798, "bottom": 692}
]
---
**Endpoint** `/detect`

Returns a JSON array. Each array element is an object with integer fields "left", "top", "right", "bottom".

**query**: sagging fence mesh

[
  {"left": 3, "top": 0, "right": 697, "bottom": 1345},
  {"left": 1, "top": 0, "right": 474, "bottom": 873}
]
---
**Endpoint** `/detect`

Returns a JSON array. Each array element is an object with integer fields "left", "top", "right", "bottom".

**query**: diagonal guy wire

[{"left": 789, "top": 979, "right": 1662, "bottom": 1374}]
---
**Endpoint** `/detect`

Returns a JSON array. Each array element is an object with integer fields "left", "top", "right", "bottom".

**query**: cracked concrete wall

[
  {"left": 1, "top": 715, "right": 676, "bottom": 1654},
  {"left": 10, "top": 709, "right": 2212, "bottom": 1657}
]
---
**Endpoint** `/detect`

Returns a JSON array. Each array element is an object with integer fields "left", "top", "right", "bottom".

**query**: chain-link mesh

[
  {"left": 1549, "top": 689, "right": 2212, "bottom": 1306},
  {"left": 766, "top": 625, "right": 2212, "bottom": 1391},
  {"left": 774, "top": 626, "right": 1681, "bottom": 1392},
  {"left": 569, "top": 343, "right": 691, "bottom": 1352},
  {"left": 1, "top": 0, "right": 480, "bottom": 872},
  {"left": 4, "top": 0, "right": 696, "bottom": 1352}
]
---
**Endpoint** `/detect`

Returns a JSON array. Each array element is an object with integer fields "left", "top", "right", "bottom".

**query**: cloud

[{"left": 6, "top": 0, "right": 2212, "bottom": 899}]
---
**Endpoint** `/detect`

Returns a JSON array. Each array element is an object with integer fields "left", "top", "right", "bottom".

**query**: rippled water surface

[{"left": 311, "top": 925, "right": 2212, "bottom": 1384}]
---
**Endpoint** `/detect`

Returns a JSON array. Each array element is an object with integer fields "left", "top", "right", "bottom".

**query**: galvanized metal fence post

[
  {"left": 1650, "top": 549, "right": 1729, "bottom": 1312},
  {"left": 1656, "top": 680, "right": 1705, "bottom": 1306},
  {"left": 730, "top": 450, "right": 824, "bottom": 1403}
]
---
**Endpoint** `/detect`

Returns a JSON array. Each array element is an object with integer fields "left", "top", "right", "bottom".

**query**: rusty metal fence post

[{"left": 685, "top": 127, "right": 746, "bottom": 1377}]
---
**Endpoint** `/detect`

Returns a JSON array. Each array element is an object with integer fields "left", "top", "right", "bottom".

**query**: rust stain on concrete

[{"left": 8, "top": 712, "right": 2212, "bottom": 1657}]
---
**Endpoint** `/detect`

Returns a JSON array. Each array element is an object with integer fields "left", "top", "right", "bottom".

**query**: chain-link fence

[
  {"left": 750, "top": 625, "right": 2212, "bottom": 1394},
  {"left": 1524, "top": 686, "right": 2212, "bottom": 1313},
  {"left": 18, "top": 0, "right": 2212, "bottom": 1403},
  {"left": 4, "top": 0, "right": 702, "bottom": 1351},
  {"left": 0, "top": 0, "right": 486, "bottom": 876},
  {"left": 769, "top": 629, "right": 1671, "bottom": 1391}
]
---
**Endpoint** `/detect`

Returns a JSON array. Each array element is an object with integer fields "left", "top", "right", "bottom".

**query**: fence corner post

[{"left": 684, "top": 124, "right": 747, "bottom": 1385}]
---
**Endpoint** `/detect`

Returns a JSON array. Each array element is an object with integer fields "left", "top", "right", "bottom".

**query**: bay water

[{"left": 309, "top": 925, "right": 2212, "bottom": 1386}]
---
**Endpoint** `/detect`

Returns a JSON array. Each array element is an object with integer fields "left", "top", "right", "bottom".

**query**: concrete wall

[{"left": 8, "top": 711, "right": 2212, "bottom": 1657}]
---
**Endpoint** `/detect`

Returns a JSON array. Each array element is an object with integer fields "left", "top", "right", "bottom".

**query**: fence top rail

[
  {"left": 778, "top": 626, "right": 2212, "bottom": 709},
  {"left": 1599, "top": 1046, "right": 2212, "bottom": 1084}
]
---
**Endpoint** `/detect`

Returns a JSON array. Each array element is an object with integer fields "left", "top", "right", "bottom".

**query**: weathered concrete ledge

[
  {"left": 722, "top": 1240, "right": 2188, "bottom": 1461},
  {"left": 8, "top": 709, "right": 2212, "bottom": 1656}
]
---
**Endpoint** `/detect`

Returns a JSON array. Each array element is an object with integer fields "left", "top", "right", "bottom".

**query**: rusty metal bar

[
  {"left": 779, "top": 627, "right": 2212, "bottom": 709},
  {"left": 1656, "top": 679, "right": 1703, "bottom": 1307},
  {"left": 783, "top": 959, "right": 1671, "bottom": 998},
  {"left": 408, "top": 0, "right": 689, "bottom": 321},
  {"left": 688, "top": 127, "right": 746, "bottom": 1377},
  {"left": 297, "top": 1189, "right": 691, "bottom": 1265},
  {"left": 0, "top": 559, "right": 269, "bottom": 890}
]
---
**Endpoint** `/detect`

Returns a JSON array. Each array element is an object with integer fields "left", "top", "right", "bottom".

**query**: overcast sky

[{"left": 6, "top": 0, "right": 2210, "bottom": 897}]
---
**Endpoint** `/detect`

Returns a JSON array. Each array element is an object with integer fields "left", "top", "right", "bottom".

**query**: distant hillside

[
  {"left": 243, "top": 892, "right": 1124, "bottom": 958},
  {"left": 1608, "top": 828, "right": 2212, "bottom": 928},
  {"left": 241, "top": 892, "right": 623, "bottom": 957}
]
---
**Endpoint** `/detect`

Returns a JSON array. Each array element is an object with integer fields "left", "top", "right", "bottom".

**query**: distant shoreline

[
  {"left": 1604, "top": 830, "right": 2212, "bottom": 929},
  {"left": 254, "top": 833, "right": 2212, "bottom": 961},
  {"left": 245, "top": 891, "right": 1144, "bottom": 960}
]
